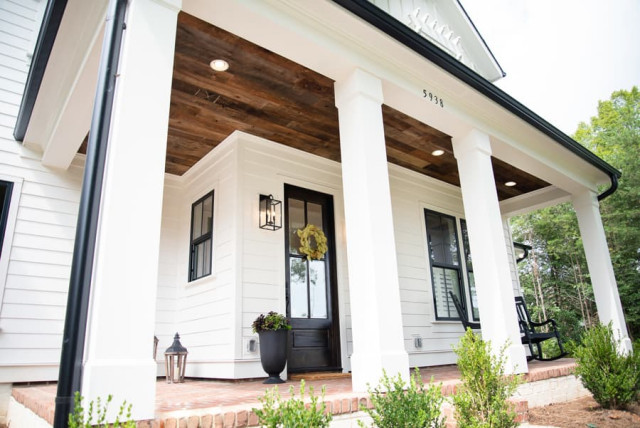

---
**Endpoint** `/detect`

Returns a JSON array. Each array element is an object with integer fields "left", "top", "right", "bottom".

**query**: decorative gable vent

[
  {"left": 408, "top": 7, "right": 476, "bottom": 72},
  {"left": 365, "top": 0, "right": 504, "bottom": 82}
]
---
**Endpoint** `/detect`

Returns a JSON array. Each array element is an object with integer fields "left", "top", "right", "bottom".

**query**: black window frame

[
  {"left": 189, "top": 190, "right": 214, "bottom": 282},
  {"left": 424, "top": 209, "right": 466, "bottom": 321},
  {"left": 0, "top": 180, "right": 14, "bottom": 260},
  {"left": 460, "top": 219, "right": 479, "bottom": 321}
]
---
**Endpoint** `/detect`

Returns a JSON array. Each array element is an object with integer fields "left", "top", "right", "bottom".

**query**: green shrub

[
  {"left": 573, "top": 322, "right": 640, "bottom": 409},
  {"left": 453, "top": 328, "right": 521, "bottom": 428},
  {"left": 358, "top": 368, "right": 445, "bottom": 428},
  {"left": 68, "top": 391, "right": 135, "bottom": 428},
  {"left": 253, "top": 379, "right": 332, "bottom": 428}
]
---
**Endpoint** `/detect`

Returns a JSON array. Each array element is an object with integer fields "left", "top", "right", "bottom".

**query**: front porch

[{"left": 9, "top": 359, "right": 587, "bottom": 427}]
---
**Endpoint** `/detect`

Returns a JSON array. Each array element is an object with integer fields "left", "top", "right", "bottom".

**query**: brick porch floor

[{"left": 10, "top": 359, "right": 577, "bottom": 427}]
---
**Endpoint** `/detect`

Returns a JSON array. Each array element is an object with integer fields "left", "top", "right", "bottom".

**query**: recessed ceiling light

[
  {"left": 432, "top": 149, "right": 445, "bottom": 156},
  {"left": 505, "top": 181, "right": 517, "bottom": 187},
  {"left": 210, "top": 59, "right": 229, "bottom": 72}
]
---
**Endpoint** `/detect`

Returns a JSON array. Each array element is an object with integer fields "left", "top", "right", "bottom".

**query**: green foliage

[
  {"left": 452, "top": 329, "right": 521, "bottom": 428},
  {"left": 511, "top": 86, "right": 640, "bottom": 342},
  {"left": 358, "top": 368, "right": 445, "bottom": 428},
  {"left": 573, "top": 323, "right": 640, "bottom": 409},
  {"left": 252, "top": 311, "right": 292, "bottom": 333},
  {"left": 253, "top": 379, "right": 332, "bottom": 428},
  {"left": 68, "top": 391, "right": 135, "bottom": 428}
]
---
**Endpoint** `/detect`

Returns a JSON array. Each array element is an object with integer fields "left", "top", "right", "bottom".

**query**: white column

[
  {"left": 81, "top": 0, "right": 180, "bottom": 420},
  {"left": 572, "top": 190, "right": 632, "bottom": 353},
  {"left": 334, "top": 69, "right": 409, "bottom": 391},
  {"left": 452, "top": 129, "right": 528, "bottom": 374}
]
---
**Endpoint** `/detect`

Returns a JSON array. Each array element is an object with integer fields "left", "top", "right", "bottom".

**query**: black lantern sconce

[
  {"left": 259, "top": 194, "right": 282, "bottom": 231},
  {"left": 513, "top": 242, "right": 532, "bottom": 263},
  {"left": 164, "top": 333, "right": 188, "bottom": 383}
]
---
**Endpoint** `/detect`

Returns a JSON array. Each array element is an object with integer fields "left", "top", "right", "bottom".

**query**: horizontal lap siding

[
  {"left": 503, "top": 218, "right": 523, "bottom": 295},
  {"left": 154, "top": 132, "right": 525, "bottom": 374},
  {"left": 156, "top": 144, "right": 239, "bottom": 368},
  {"left": 0, "top": 0, "right": 79, "bottom": 382},
  {"left": 238, "top": 136, "right": 349, "bottom": 364},
  {"left": 389, "top": 167, "right": 466, "bottom": 366}
]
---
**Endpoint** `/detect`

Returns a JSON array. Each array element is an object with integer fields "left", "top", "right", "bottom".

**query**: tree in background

[{"left": 511, "top": 87, "right": 640, "bottom": 341}]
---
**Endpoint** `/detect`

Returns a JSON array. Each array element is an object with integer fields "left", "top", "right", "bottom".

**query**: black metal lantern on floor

[
  {"left": 259, "top": 194, "right": 282, "bottom": 230},
  {"left": 164, "top": 333, "right": 188, "bottom": 383}
]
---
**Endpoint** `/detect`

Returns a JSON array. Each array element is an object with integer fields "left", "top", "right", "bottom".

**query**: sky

[{"left": 461, "top": 0, "right": 640, "bottom": 135}]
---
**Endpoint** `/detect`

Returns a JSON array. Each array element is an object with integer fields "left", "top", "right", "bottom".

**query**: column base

[
  {"left": 503, "top": 343, "right": 529, "bottom": 375},
  {"left": 350, "top": 350, "right": 409, "bottom": 392},
  {"left": 82, "top": 359, "right": 157, "bottom": 421}
]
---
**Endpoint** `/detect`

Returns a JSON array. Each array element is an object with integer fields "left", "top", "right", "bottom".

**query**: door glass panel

[
  {"left": 290, "top": 257, "right": 308, "bottom": 318},
  {"left": 307, "top": 203, "right": 323, "bottom": 230},
  {"left": 309, "top": 260, "right": 327, "bottom": 318},
  {"left": 432, "top": 267, "right": 461, "bottom": 318},
  {"left": 288, "top": 199, "right": 305, "bottom": 255}
]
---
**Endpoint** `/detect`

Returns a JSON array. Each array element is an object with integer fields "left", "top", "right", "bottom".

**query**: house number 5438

[{"left": 423, "top": 89, "right": 444, "bottom": 108}]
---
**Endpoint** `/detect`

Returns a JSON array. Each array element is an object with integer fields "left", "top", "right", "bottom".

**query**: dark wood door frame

[{"left": 284, "top": 184, "right": 341, "bottom": 373}]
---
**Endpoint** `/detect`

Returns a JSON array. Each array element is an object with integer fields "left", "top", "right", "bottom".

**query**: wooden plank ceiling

[{"left": 164, "top": 12, "right": 549, "bottom": 200}]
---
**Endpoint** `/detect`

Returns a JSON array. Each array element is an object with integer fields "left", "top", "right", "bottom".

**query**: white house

[{"left": 0, "top": 0, "right": 631, "bottom": 424}]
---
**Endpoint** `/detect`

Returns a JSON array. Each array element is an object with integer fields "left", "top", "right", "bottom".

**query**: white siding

[
  {"left": 237, "top": 133, "right": 349, "bottom": 374},
  {"left": 0, "top": 0, "right": 83, "bottom": 382},
  {"left": 156, "top": 138, "right": 242, "bottom": 378},
  {"left": 503, "top": 217, "right": 523, "bottom": 296},
  {"left": 155, "top": 132, "right": 524, "bottom": 376},
  {"left": 389, "top": 164, "right": 470, "bottom": 366}
]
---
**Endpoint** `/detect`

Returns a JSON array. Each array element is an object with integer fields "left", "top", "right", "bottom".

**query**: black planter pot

[{"left": 258, "top": 329, "right": 288, "bottom": 384}]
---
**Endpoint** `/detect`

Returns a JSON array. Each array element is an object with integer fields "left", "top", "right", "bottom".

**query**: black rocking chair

[
  {"left": 448, "top": 291, "right": 480, "bottom": 330},
  {"left": 449, "top": 291, "right": 567, "bottom": 361},
  {"left": 515, "top": 296, "right": 567, "bottom": 361}
]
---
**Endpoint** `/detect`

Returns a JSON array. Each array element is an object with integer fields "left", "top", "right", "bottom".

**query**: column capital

[
  {"left": 334, "top": 68, "right": 383, "bottom": 109},
  {"left": 452, "top": 128, "right": 492, "bottom": 159},
  {"left": 571, "top": 188, "right": 599, "bottom": 211}
]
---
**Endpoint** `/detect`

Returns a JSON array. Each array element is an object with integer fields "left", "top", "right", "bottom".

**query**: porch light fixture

[
  {"left": 505, "top": 181, "right": 517, "bottom": 187},
  {"left": 259, "top": 194, "right": 282, "bottom": 231},
  {"left": 431, "top": 149, "right": 445, "bottom": 156},
  {"left": 209, "top": 59, "right": 229, "bottom": 72},
  {"left": 164, "top": 333, "right": 188, "bottom": 383}
]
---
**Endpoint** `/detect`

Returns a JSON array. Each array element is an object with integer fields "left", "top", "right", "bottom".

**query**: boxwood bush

[{"left": 573, "top": 322, "right": 640, "bottom": 409}]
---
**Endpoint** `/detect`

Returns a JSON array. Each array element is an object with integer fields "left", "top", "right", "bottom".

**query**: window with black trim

[
  {"left": 0, "top": 180, "right": 13, "bottom": 259},
  {"left": 189, "top": 191, "right": 214, "bottom": 282},
  {"left": 460, "top": 220, "right": 479, "bottom": 321},
  {"left": 424, "top": 209, "right": 464, "bottom": 320}
]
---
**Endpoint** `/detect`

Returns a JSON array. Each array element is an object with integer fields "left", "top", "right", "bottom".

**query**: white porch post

[
  {"left": 81, "top": 0, "right": 180, "bottom": 420},
  {"left": 452, "top": 129, "right": 527, "bottom": 373},
  {"left": 334, "top": 68, "right": 409, "bottom": 391},
  {"left": 572, "top": 190, "right": 632, "bottom": 353}
]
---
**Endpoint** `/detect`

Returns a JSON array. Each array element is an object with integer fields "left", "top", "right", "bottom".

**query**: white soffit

[{"left": 23, "top": 0, "right": 107, "bottom": 169}]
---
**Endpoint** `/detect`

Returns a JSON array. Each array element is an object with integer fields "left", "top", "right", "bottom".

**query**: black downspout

[
  {"left": 13, "top": 0, "right": 68, "bottom": 142},
  {"left": 53, "top": 0, "right": 127, "bottom": 426},
  {"left": 597, "top": 173, "right": 619, "bottom": 201}
]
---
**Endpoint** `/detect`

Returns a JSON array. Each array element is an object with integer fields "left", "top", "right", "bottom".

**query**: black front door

[{"left": 285, "top": 184, "right": 341, "bottom": 373}]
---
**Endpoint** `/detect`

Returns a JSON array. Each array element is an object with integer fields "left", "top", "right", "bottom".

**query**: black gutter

[
  {"left": 331, "top": 0, "right": 621, "bottom": 199},
  {"left": 13, "top": 0, "right": 68, "bottom": 142},
  {"left": 597, "top": 173, "right": 618, "bottom": 201},
  {"left": 53, "top": 0, "right": 127, "bottom": 426}
]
